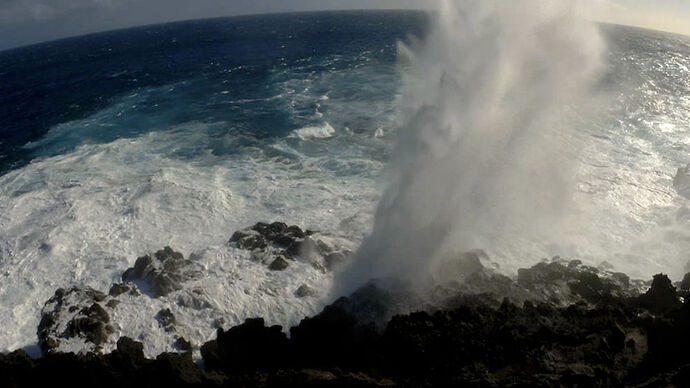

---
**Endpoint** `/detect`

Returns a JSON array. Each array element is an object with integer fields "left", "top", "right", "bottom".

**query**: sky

[{"left": 0, "top": 0, "right": 689, "bottom": 51}]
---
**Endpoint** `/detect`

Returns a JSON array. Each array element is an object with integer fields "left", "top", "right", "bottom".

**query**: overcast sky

[{"left": 1, "top": 0, "right": 689, "bottom": 51}]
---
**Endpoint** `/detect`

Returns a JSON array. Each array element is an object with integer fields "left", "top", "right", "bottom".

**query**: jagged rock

[
  {"left": 112, "top": 336, "right": 146, "bottom": 368},
  {"left": 324, "top": 251, "right": 348, "bottom": 271},
  {"left": 176, "top": 292, "right": 212, "bottom": 310},
  {"left": 155, "top": 308, "right": 176, "bottom": 332},
  {"left": 37, "top": 287, "right": 115, "bottom": 355},
  {"left": 153, "top": 352, "right": 207, "bottom": 384},
  {"left": 295, "top": 284, "right": 316, "bottom": 298},
  {"left": 680, "top": 272, "right": 690, "bottom": 292},
  {"left": 268, "top": 256, "right": 289, "bottom": 271},
  {"left": 105, "top": 300, "right": 120, "bottom": 308},
  {"left": 230, "top": 221, "right": 305, "bottom": 250},
  {"left": 108, "top": 282, "right": 140, "bottom": 297},
  {"left": 517, "top": 259, "right": 632, "bottom": 305},
  {"left": 635, "top": 273, "right": 681, "bottom": 314},
  {"left": 11, "top": 265, "right": 690, "bottom": 387},
  {"left": 290, "top": 304, "right": 380, "bottom": 369},
  {"left": 433, "top": 250, "right": 489, "bottom": 284},
  {"left": 329, "top": 279, "right": 424, "bottom": 330},
  {"left": 230, "top": 222, "right": 349, "bottom": 272},
  {"left": 673, "top": 164, "right": 690, "bottom": 199},
  {"left": 202, "top": 318, "right": 289, "bottom": 373},
  {"left": 174, "top": 337, "right": 193, "bottom": 353},
  {"left": 286, "top": 237, "right": 319, "bottom": 260},
  {"left": 121, "top": 247, "right": 201, "bottom": 298}
]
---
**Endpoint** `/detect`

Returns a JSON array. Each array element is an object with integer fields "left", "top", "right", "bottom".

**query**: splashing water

[{"left": 333, "top": 0, "right": 607, "bottom": 295}]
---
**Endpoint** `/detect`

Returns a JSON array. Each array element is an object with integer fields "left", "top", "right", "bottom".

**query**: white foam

[
  {"left": 292, "top": 122, "right": 336, "bottom": 140},
  {"left": 0, "top": 123, "right": 377, "bottom": 355}
]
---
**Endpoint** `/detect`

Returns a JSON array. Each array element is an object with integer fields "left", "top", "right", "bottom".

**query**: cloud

[
  {"left": 0, "top": 0, "right": 125, "bottom": 24},
  {"left": 0, "top": 0, "right": 687, "bottom": 50},
  {"left": 578, "top": 0, "right": 690, "bottom": 35}
]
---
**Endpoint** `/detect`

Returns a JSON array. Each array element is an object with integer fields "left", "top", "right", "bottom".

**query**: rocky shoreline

[{"left": 3, "top": 222, "right": 690, "bottom": 387}]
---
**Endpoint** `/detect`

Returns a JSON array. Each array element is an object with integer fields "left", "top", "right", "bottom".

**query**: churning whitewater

[{"left": 1, "top": 5, "right": 690, "bottom": 358}]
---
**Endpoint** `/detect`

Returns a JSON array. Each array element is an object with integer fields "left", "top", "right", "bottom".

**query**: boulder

[
  {"left": 155, "top": 308, "right": 176, "bottom": 332},
  {"left": 295, "top": 284, "right": 316, "bottom": 298},
  {"left": 202, "top": 318, "right": 289, "bottom": 373},
  {"left": 37, "top": 287, "right": 115, "bottom": 355},
  {"left": 121, "top": 247, "right": 201, "bottom": 297},
  {"left": 673, "top": 164, "right": 690, "bottom": 199},
  {"left": 230, "top": 222, "right": 349, "bottom": 272},
  {"left": 635, "top": 273, "right": 681, "bottom": 314},
  {"left": 268, "top": 256, "right": 289, "bottom": 271}
]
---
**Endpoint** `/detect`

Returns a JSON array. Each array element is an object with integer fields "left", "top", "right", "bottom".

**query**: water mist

[{"left": 333, "top": 0, "right": 606, "bottom": 296}]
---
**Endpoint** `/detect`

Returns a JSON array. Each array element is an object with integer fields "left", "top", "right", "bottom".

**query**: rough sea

[{"left": 1, "top": 10, "right": 689, "bottom": 358}]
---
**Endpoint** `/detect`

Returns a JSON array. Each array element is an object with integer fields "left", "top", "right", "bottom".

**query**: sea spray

[{"left": 333, "top": 0, "right": 606, "bottom": 295}]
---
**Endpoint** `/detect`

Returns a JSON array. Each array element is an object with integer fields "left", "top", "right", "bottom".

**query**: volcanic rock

[
  {"left": 268, "top": 256, "right": 289, "bottom": 271},
  {"left": 201, "top": 318, "right": 289, "bottom": 373},
  {"left": 121, "top": 246, "right": 202, "bottom": 298},
  {"left": 37, "top": 287, "right": 115, "bottom": 355},
  {"left": 155, "top": 308, "right": 176, "bottom": 332},
  {"left": 517, "top": 259, "right": 635, "bottom": 305},
  {"left": 635, "top": 273, "right": 682, "bottom": 314},
  {"left": 229, "top": 221, "right": 350, "bottom": 272},
  {"left": 108, "top": 282, "right": 140, "bottom": 297},
  {"left": 295, "top": 284, "right": 316, "bottom": 298}
]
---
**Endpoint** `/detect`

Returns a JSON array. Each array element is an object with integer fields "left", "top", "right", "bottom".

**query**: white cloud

[
  {"left": 577, "top": 0, "right": 690, "bottom": 35},
  {"left": 0, "top": 0, "right": 125, "bottom": 24}
]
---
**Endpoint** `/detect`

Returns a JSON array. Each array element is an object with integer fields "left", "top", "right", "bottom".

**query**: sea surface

[{"left": 1, "top": 11, "right": 689, "bottom": 357}]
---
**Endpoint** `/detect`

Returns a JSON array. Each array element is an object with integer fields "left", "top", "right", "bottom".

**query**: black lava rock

[
  {"left": 121, "top": 247, "right": 201, "bottom": 298},
  {"left": 268, "top": 256, "right": 289, "bottom": 271},
  {"left": 37, "top": 287, "right": 114, "bottom": 355},
  {"left": 229, "top": 222, "right": 349, "bottom": 272}
]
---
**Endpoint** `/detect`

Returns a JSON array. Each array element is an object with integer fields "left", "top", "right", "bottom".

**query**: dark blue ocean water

[{"left": 0, "top": 10, "right": 428, "bottom": 175}]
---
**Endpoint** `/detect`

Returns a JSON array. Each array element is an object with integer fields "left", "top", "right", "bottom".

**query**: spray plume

[{"left": 333, "top": 0, "right": 606, "bottom": 296}]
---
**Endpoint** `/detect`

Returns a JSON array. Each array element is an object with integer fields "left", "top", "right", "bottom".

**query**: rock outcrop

[
  {"left": 37, "top": 287, "right": 115, "bottom": 355},
  {"left": 15, "top": 268, "right": 690, "bottom": 387},
  {"left": 229, "top": 222, "right": 351, "bottom": 272},
  {"left": 122, "top": 246, "right": 202, "bottom": 298}
]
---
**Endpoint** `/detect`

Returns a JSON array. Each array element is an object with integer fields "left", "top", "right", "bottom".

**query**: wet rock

[
  {"left": 635, "top": 273, "right": 681, "bottom": 314},
  {"left": 286, "top": 237, "right": 319, "bottom": 260},
  {"left": 517, "top": 259, "right": 632, "bottom": 305},
  {"left": 230, "top": 222, "right": 349, "bottom": 272},
  {"left": 113, "top": 336, "right": 146, "bottom": 367},
  {"left": 176, "top": 292, "right": 212, "bottom": 310},
  {"left": 108, "top": 282, "right": 140, "bottom": 297},
  {"left": 37, "top": 287, "right": 115, "bottom": 355},
  {"left": 155, "top": 308, "right": 176, "bottom": 332},
  {"left": 153, "top": 352, "right": 207, "bottom": 384},
  {"left": 230, "top": 221, "right": 305, "bottom": 250},
  {"left": 290, "top": 304, "right": 380, "bottom": 369},
  {"left": 268, "top": 256, "right": 289, "bottom": 271},
  {"left": 174, "top": 337, "right": 192, "bottom": 354},
  {"left": 295, "top": 284, "right": 316, "bottom": 298},
  {"left": 202, "top": 318, "right": 289, "bottom": 373},
  {"left": 434, "top": 250, "right": 489, "bottom": 284},
  {"left": 11, "top": 265, "right": 690, "bottom": 387},
  {"left": 673, "top": 164, "right": 690, "bottom": 199},
  {"left": 324, "top": 251, "right": 348, "bottom": 271},
  {"left": 121, "top": 247, "right": 202, "bottom": 298},
  {"left": 329, "top": 279, "right": 424, "bottom": 330},
  {"left": 105, "top": 299, "right": 120, "bottom": 308},
  {"left": 679, "top": 272, "right": 690, "bottom": 292}
]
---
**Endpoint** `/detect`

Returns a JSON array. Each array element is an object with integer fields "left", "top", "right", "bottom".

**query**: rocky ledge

[
  {"left": 4, "top": 223, "right": 690, "bottom": 387},
  {"left": 4, "top": 270, "right": 690, "bottom": 387}
]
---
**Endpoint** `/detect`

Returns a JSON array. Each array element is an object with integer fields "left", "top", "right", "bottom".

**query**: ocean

[{"left": 1, "top": 10, "right": 689, "bottom": 358}]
